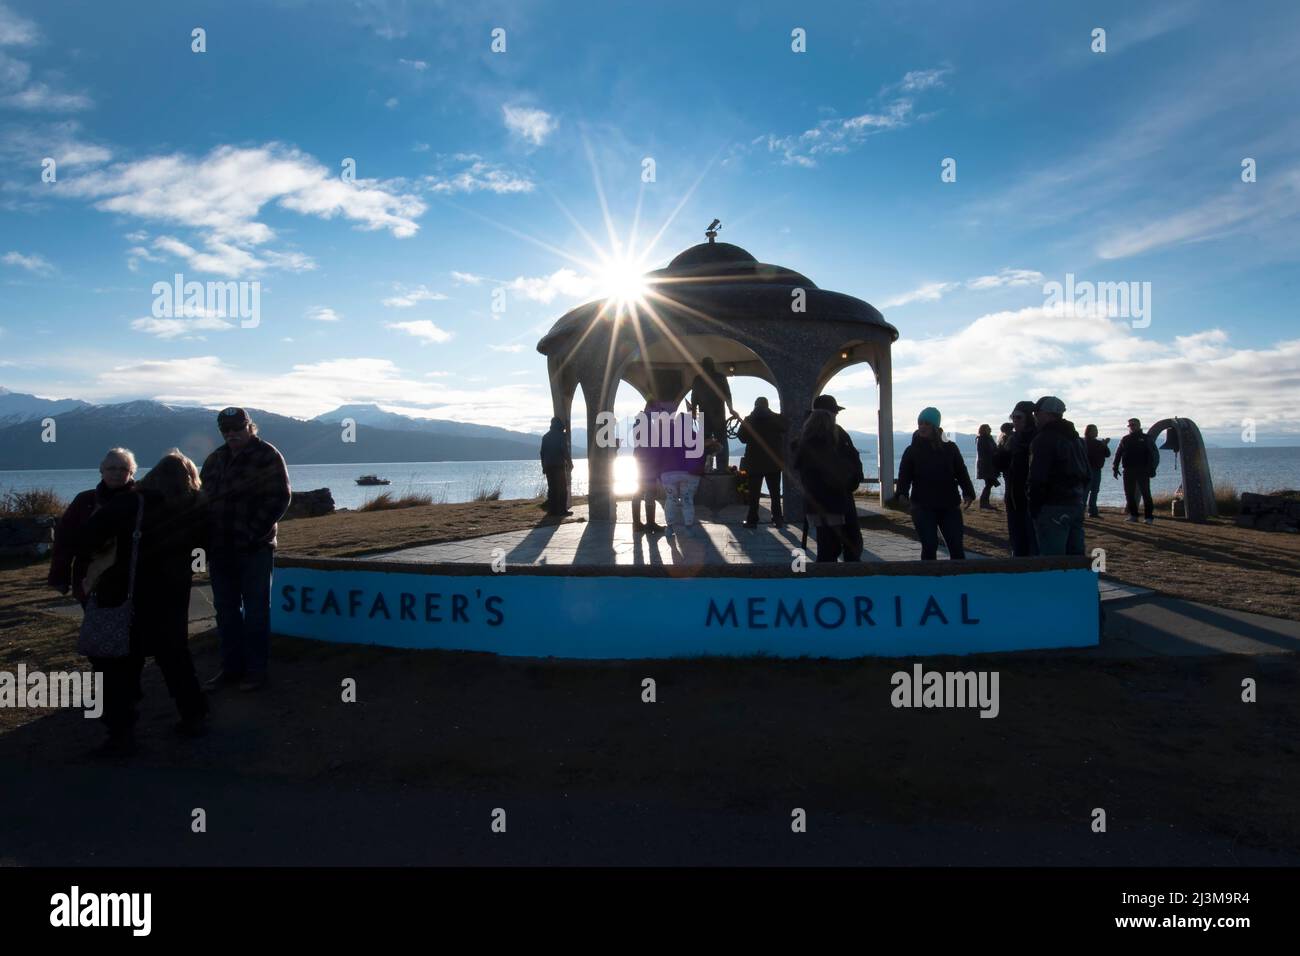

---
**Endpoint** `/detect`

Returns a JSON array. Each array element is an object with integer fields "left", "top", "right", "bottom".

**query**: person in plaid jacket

[{"left": 199, "top": 407, "right": 291, "bottom": 691}]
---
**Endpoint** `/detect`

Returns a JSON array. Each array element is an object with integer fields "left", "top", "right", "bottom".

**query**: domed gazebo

[{"left": 537, "top": 226, "right": 899, "bottom": 525}]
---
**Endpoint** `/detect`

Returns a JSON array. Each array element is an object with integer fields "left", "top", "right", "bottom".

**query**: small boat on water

[{"left": 355, "top": 474, "right": 391, "bottom": 486}]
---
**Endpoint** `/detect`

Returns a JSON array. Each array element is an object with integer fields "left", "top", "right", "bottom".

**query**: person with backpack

[
  {"left": 1113, "top": 417, "right": 1158, "bottom": 524},
  {"left": 811, "top": 395, "right": 865, "bottom": 559},
  {"left": 1027, "top": 396, "right": 1089, "bottom": 555},
  {"left": 1083, "top": 424, "right": 1111, "bottom": 518},
  {"left": 895, "top": 407, "right": 976, "bottom": 560},
  {"left": 793, "top": 409, "right": 862, "bottom": 562},
  {"left": 975, "top": 424, "right": 1000, "bottom": 509},
  {"left": 994, "top": 401, "right": 1039, "bottom": 556}
]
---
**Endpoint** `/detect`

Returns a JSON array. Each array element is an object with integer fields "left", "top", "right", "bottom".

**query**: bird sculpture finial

[{"left": 705, "top": 219, "right": 721, "bottom": 243}]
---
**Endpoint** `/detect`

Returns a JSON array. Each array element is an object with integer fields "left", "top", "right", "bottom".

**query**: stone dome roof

[{"left": 537, "top": 239, "right": 897, "bottom": 355}]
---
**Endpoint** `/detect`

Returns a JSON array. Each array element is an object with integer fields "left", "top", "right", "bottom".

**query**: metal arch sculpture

[{"left": 1147, "top": 417, "right": 1216, "bottom": 523}]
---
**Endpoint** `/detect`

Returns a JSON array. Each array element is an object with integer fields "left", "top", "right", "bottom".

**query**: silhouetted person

[
  {"left": 995, "top": 400, "right": 1039, "bottom": 556},
  {"left": 738, "top": 397, "right": 788, "bottom": 528},
  {"left": 1083, "top": 424, "right": 1111, "bottom": 518},
  {"left": 540, "top": 417, "right": 573, "bottom": 517},
  {"left": 657, "top": 403, "right": 705, "bottom": 538},
  {"left": 77, "top": 451, "right": 210, "bottom": 755},
  {"left": 976, "top": 423, "right": 999, "bottom": 509},
  {"left": 631, "top": 400, "right": 662, "bottom": 533},
  {"left": 794, "top": 409, "right": 862, "bottom": 562},
  {"left": 895, "top": 407, "right": 975, "bottom": 560},
  {"left": 49, "top": 447, "right": 137, "bottom": 604},
  {"left": 688, "top": 357, "right": 737, "bottom": 473},
  {"left": 1113, "top": 417, "right": 1157, "bottom": 523},
  {"left": 200, "top": 407, "right": 291, "bottom": 692},
  {"left": 810, "top": 394, "right": 865, "bottom": 559},
  {"left": 1028, "top": 396, "right": 1089, "bottom": 555}
]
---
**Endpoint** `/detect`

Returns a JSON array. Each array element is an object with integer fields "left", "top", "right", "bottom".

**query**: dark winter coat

[
  {"left": 540, "top": 425, "right": 571, "bottom": 471},
  {"left": 976, "top": 434, "right": 999, "bottom": 482},
  {"left": 738, "top": 406, "right": 789, "bottom": 474},
  {"left": 75, "top": 488, "right": 208, "bottom": 656},
  {"left": 995, "top": 425, "right": 1037, "bottom": 512},
  {"left": 1113, "top": 431, "right": 1158, "bottom": 477},
  {"left": 897, "top": 433, "right": 977, "bottom": 510},
  {"left": 48, "top": 479, "right": 135, "bottom": 602},
  {"left": 1028, "top": 418, "right": 1090, "bottom": 514},
  {"left": 1085, "top": 436, "right": 1111, "bottom": 470},
  {"left": 794, "top": 435, "right": 859, "bottom": 524}
]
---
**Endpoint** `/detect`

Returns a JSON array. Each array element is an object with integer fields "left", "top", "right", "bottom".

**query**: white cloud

[
  {"left": 398, "top": 58, "right": 427, "bottom": 71},
  {"left": 305, "top": 306, "right": 341, "bottom": 322},
  {"left": 386, "top": 319, "right": 452, "bottom": 343},
  {"left": 1, "top": 81, "right": 91, "bottom": 112},
  {"left": 0, "top": 4, "right": 37, "bottom": 45},
  {"left": 451, "top": 270, "right": 485, "bottom": 285},
  {"left": 881, "top": 268, "right": 1045, "bottom": 308},
  {"left": 2, "top": 250, "right": 53, "bottom": 274},
  {"left": 0, "top": 121, "right": 108, "bottom": 168},
  {"left": 966, "top": 268, "right": 1045, "bottom": 290},
  {"left": 833, "top": 304, "right": 1300, "bottom": 435},
  {"left": 422, "top": 156, "right": 534, "bottom": 194},
  {"left": 880, "top": 281, "right": 956, "bottom": 309},
  {"left": 507, "top": 268, "right": 595, "bottom": 304},
  {"left": 758, "top": 68, "right": 947, "bottom": 167},
  {"left": 489, "top": 343, "right": 524, "bottom": 353},
  {"left": 385, "top": 97, "right": 399, "bottom": 110},
  {"left": 56, "top": 144, "right": 425, "bottom": 275},
  {"left": 382, "top": 284, "right": 448, "bottom": 308},
  {"left": 502, "top": 105, "right": 557, "bottom": 146},
  {"left": 130, "top": 316, "right": 236, "bottom": 339}
]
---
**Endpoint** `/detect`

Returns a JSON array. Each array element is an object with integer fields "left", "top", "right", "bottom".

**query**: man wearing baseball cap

[
  {"left": 199, "top": 407, "right": 291, "bottom": 691},
  {"left": 1027, "top": 396, "right": 1089, "bottom": 555}
]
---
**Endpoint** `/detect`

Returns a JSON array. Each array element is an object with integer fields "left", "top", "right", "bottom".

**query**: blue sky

[{"left": 2, "top": 0, "right": 1298, "bottom": 442}]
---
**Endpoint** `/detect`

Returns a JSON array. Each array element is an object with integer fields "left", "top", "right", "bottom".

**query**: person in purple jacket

[{"left": 655, "top": 402, "right": 705, "bottom": 538}]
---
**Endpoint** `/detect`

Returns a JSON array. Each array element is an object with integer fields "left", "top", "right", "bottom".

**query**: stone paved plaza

[{"left": 372, "top": 500, "right": 1150, "bottom": 603}]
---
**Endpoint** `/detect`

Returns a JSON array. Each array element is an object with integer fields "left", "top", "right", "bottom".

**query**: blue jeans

[
  {"left": 1035, "top": 504, "right": 1086, "bottom": 556},
  {"left": 1087, "top": 467, "right": 1103, "bottom": 515},
  {"left": 209, "top": 545, "right": 274, "bottom": 676}
]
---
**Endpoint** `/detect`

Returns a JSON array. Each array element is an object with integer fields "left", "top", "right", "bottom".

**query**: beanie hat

[{"left": 918, "top": 406, "right": 941, "bottom": 427}]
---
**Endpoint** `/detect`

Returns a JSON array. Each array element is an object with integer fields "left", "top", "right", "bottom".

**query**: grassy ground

[
  {"left": 869, "top": 500, "right": 1300, "bottom": 621},
  {"left": 4, "top": 496, "right": 1299, "bottom": 860}
]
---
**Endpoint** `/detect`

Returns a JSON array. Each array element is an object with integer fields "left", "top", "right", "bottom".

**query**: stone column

[
  {"left": 875, "top": 345, "right": 895, "bottom": 507},
  {"left": 548, "top": 357, "right": 578, "bottom": 511},
  {"left": 579, "top": 369, "right": 618, "bottom": 522},
  {"left": 776, "top": 362, "right": 821, "bottom": 529}
]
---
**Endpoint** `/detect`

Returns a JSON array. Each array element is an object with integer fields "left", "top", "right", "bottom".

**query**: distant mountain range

[
  {"left": 0, "top": 390, "right": 580, "bottom": 470},
  {"left": 1, "top": 387, "right": 1275, "bottom": 472}
]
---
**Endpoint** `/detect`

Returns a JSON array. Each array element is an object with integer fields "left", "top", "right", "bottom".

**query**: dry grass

[
  {"left": 0, "top": 487, "right": 66, "bottom": 517},
  {"left": 876, "top": 502, "right": 1300, "bottom": 621},
  {"left": 1153, "top": 480, "right": 1244, "bottom": 516},
  {"left": 357, "top": 490, "right": 436, "bottom": 512},
  {"left": 469, "top": 474, "right": 504, "bottom": 502}
]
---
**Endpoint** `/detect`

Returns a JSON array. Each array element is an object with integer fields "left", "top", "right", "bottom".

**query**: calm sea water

[{"left": 3, "top": 447, "right": 1297, "bottom": 511}]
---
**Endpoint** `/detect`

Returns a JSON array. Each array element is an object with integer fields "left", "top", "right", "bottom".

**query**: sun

[{"left": 595, "top": 254, "right": 649, "bottom": 307}]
